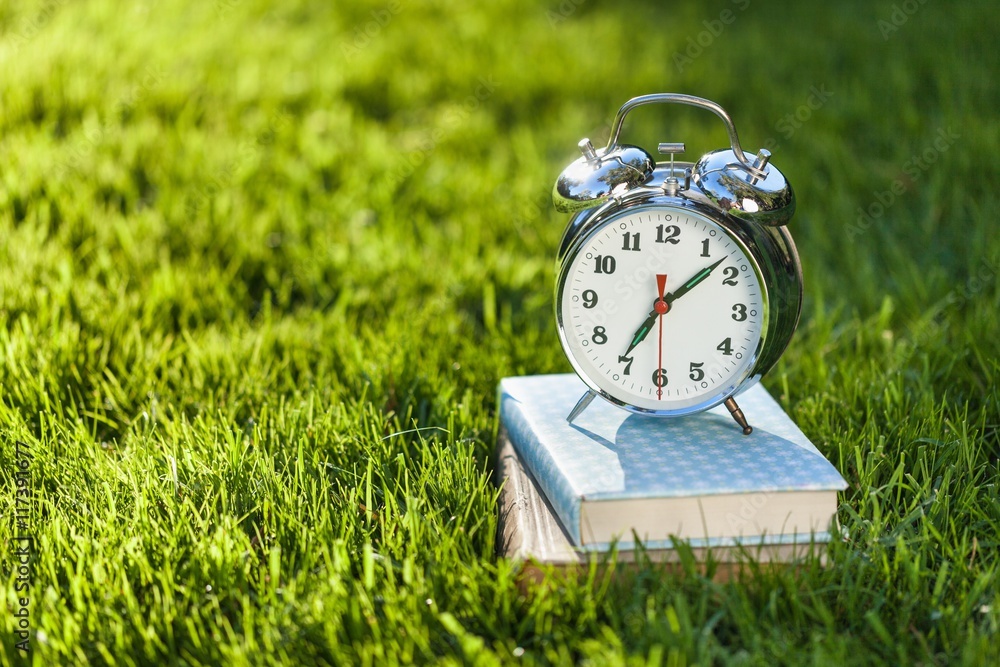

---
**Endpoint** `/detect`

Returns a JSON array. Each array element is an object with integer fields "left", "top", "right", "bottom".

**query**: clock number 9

[
  {"left": 592, "top": 326, "right": 607, "bottom": 344},
  {"left": 582, "top": 289, "right": 598, "bottom": 309}
]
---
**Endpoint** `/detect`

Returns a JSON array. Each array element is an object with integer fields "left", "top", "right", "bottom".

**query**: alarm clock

[{"left": 553, "top": 93, "right": 802, "bottom": 434}]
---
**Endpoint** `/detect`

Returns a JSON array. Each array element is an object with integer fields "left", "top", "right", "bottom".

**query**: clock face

[{"left": 557, "top": 205, "right": 767, "bottom": 414}]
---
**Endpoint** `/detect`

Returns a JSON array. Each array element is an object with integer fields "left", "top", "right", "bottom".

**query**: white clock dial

[{"left": 558, "top": 206, "right": 766, "bottom": 414}]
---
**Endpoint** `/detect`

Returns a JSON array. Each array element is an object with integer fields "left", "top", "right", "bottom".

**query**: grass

[{"left": 0, "top": 0, "right": 998, "bottom": 664}]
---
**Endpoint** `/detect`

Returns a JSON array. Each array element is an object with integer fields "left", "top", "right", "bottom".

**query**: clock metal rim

[{"left": 555, "top": 199, "right": 771, "bottom": 417}]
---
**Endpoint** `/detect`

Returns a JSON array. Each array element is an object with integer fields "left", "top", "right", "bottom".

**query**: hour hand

[
  {"left": 622, "top": 310, "right": 658, "bottom": 357},
  {"left": 622, "top": 274, "right": 669, "bottom": 357}
]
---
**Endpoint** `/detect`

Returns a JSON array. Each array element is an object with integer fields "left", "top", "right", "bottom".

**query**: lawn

[{"left": 1, "top": 0, "right": 998, "bottom": 664}]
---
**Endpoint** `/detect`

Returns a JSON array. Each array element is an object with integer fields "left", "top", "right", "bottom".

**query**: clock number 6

[{"left": 651, "top": 368, "right": 668, "bottom": 388}]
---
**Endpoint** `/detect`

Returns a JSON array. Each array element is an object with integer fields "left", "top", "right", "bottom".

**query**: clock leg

[
  {"left": 566, "top": 390, "right": 597, "bottom": 423},
  {"left": 724, "top": 397, "right": 753, "bottom": 435}
]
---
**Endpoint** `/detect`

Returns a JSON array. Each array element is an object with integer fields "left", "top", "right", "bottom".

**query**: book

[
  {"left": 496, "top": 429, "right": 831, "bottom": 575},
  {"left": 496, "top": 374, "right": 847, "bottom": 552}
]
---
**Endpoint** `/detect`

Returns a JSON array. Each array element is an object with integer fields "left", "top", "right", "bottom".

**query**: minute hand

[
  {"left": 666, "top": 257, "right": 725, "bottom": 304},
  {"left": 621, "top": 257, "right": 726, "bottom": 356}
]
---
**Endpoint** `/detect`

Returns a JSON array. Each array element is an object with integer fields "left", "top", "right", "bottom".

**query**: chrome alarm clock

[{"left": 553, "top": 94, "right": 802, "bottom": 434}]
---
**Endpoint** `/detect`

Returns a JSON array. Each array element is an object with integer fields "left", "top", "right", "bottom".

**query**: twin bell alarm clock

[{"left": 552, "top": 93, "right": 802, "bottom": 434}]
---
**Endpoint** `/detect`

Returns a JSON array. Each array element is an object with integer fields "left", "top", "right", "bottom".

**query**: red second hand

[{"left": 655, "top": 274, "right": 668, "bottom": 399}]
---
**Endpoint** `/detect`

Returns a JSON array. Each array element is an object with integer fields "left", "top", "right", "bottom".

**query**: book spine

[{"left": 498, "top": 383, "right": 583, "bottom": 546}]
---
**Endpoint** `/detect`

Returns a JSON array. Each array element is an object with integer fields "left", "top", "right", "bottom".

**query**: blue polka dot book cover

[{"left": 496, "top": 374, "right": 848, "bottom": 559}]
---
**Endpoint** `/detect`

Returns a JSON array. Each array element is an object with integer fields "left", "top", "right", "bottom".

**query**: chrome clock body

[{"left": 552, "top": 94, "right": 802, "bottom": 433}]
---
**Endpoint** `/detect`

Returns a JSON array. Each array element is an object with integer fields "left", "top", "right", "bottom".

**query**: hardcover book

[
  {"left": 497, "top": 374, "right": 848, "bottom": 552},
  {"left": 496, "top": 431, "right": 830, "bottom": 572}
]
